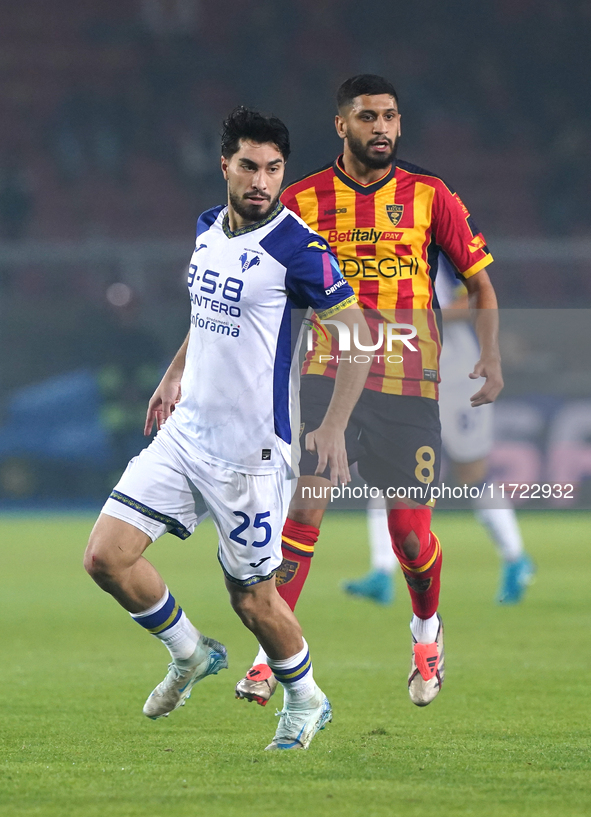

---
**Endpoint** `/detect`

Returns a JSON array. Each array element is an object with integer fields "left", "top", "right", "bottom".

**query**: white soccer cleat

[
  {"left": 265, "top": 686, "right": 332, "bottom": 750},
  {"left": 235, "top": 663, "right": 278, "bottom": 706},
  {"left": 408, "top": 613, "right": 444, "bottom": 707},
  {"left": 143, "top": 636, "right": 228, "bottom": 719}
]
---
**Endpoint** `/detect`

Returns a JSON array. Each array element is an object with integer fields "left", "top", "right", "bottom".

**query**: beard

[
  {"left": 346, "top": 132, "right": 398, "bottom": 170},
  {"left": 228, "top": 188, "right": 279, "bottom": 223}
]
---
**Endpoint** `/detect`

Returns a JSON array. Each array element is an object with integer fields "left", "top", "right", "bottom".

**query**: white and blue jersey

[{"left": 164, "top": 201, "right": 356, "bottom": 476}]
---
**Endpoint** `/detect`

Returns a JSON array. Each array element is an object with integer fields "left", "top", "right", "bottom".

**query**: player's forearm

[
  {"left": 163, "top": 332, "right": 190, "bottom": 382},
  {"left": 323, "top": 306, "right": 372, "bottom": 429},
  {"left": 466, "top": 271, "right": 501, "bottom": 362},
  {"left": 442, "top": 292, "right": 469, "bottom": 322}
]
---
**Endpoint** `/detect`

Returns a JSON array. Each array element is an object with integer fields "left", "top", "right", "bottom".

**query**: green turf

[{"left": 0, "top": 511, "right": 590, "bottom": 817}]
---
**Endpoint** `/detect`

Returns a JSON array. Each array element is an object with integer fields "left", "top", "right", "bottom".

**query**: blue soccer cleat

[
  {"left": 265, "top": 686, "right": 332, "bottom": 750},
  {"left": 497, "top": 554, "right": 536, "bottom": 604},
  {"left": 343, "top": 569, "right": 394, "bottom": 605},
  {"left": 143, "top": 635, "right": 228, "bottom": 719}
]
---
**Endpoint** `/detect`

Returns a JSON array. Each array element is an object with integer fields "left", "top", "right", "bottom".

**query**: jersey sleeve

[
  {"left": 285, "top": 238, "right": 357, "bottom": 319},
  {"left": 196, "top": 205, "right": 224, "bottom": 238},
  {"left": 432, "top": 185, "right": 493, "bottom": 280},
  {"left": 280, "top": 186, "right": 301, "bottom": 217}
]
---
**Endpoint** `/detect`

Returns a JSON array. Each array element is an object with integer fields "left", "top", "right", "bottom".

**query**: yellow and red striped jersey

[{"left": 281, "top": 156, "right": 493, "bottom": 399}]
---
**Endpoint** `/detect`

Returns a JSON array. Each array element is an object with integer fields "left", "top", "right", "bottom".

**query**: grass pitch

[{"left": 0, "top": 510, "right": 590, "bottom": 817}]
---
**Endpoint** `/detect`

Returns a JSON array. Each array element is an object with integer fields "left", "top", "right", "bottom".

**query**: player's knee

[
  {"left": 85, "top": 514, "right": 149, "bottom": 585},
  {"left": 84, "top": 527, "right": 127, "bottom": 586},
  {"left": 83, "top": 537, "right": 117, "bottom": 584},
  {"left": 228, "top": 587, "right": 270, "bottom": 630},
  {"left": 399, "top": 530, "right": 420, "bottom": 561},
  {"left": 228, "top": 591, "right": 256, "bottom": 628},
  {"left": 387, "top": 505, "right": 430, "bottom": 561}
]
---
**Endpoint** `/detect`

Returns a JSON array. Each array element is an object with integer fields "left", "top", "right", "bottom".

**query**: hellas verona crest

[{"left": 239, "top": 252, "right": 261, "bottom": 273}]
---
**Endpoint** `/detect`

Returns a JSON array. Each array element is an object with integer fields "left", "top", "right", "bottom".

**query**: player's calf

[{"left": 388, "top": 506, "right": 442, "bottom": 620}]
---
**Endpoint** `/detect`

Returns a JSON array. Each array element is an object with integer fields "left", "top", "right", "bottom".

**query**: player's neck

[
  {"left": 226, "top": 201, "right": 280, "bottom": 233},
  {"left": 340, "top": 151, "right": 392, "bottom": 186},
  {"left": 227, "top": 206, "right": 253, "bottom": 233}
]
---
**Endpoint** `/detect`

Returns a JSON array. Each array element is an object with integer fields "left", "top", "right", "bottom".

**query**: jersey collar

[
  {"left": 222, "top": 200, "right": 284, "bottom": 239},
  {"left": 333, "top": 154, "right": 396, "bottom": 195}
]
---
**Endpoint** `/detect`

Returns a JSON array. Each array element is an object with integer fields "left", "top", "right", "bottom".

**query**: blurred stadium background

[{"left": 0, "top": 0, "right": 590, "bottom": 504}]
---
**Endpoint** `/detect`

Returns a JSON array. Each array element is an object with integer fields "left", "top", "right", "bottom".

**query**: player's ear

[
  {"left": 335, "top": 114, "right": 346, "bottom": 140},
  {"left": 221, "top": 155, "right": 229, "bottom": 180}
]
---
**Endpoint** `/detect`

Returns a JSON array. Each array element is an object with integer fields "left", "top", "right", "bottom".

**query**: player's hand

[
  {"left": 305, "top": 424, "right": 350, "bottom": 487},
  {"left": 469, "top": 356, "right": 504, "bottom": 406},
  {"left": 144, "top": 379, "right": 182, "bottom": 435}
]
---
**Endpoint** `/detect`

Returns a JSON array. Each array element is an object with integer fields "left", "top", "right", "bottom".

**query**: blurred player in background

[
  {"left": 236, "top": 74, "right": 504, "bottom": 709},
  {"left": 84, "top": 108, "right": 371, "bottom": 751},
  {"left": 344, "top": 256, "right": 535, "bottom": 606}
]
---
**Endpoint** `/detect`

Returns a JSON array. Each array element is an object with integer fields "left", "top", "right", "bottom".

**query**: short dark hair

[
  {"left": 221, "top": 107, "right": 291, "bottom": 161},
  {"left": 337, "top": 75, "right": 399, "bottom": 111}
]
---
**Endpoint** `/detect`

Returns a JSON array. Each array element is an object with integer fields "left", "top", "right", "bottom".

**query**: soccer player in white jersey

[
  {"left": 344, "top": 256, "right": 534, "bottom": 605},
  {"left": 84, "top": 108, "right": 371, "bottom": 751}
]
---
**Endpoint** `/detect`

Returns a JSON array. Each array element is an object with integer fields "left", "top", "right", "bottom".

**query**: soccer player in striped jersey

[
  {"left": 344, "top": 257, "right": 535, "bottom": 606},
  {"left": 236, "top": 75, "right": 504, "bottom": 708}
]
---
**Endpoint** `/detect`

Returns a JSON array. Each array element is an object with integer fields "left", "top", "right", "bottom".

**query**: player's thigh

[
  {"left": 85, "top": 512, "right": 152, "bottom": 574},
  {"left": 288, "top": 474, "right": 332, "bottom": 525},
  {"left": 298, "top": 374, "right": 363, "bottom": 478},
  {"left": 100, "top": 432, "right": 208, "bottom": 545},
  {"left": 223, "top": 567, "right": 280, "bottom": 614},
  {"left": 194, "top": 460, "right": 293, "bottom": 588},
  {"left": 357, "top": 392, "right": 441, "bottom": 507},
  {"left": 454, "top": 457, "right": 488, "bottom": 486}
]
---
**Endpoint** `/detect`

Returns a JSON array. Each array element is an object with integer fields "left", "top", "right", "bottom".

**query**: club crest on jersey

[
  {"left": 386, "top": 204, "right": 404, "bottom": 226},
  {"left": 239, "top": 252, "right": 261, "bottom": 273},
  {"left": 275, "top": 559, "right": 299, "bottom": 586}
]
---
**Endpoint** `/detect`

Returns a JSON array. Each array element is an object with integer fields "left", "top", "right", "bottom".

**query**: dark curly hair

[
  {"left": 337, "top": 75, "right": 399, "bottom": 111},
  {"left": 221, "top": 107, "right": 291, "bottom": 161}
]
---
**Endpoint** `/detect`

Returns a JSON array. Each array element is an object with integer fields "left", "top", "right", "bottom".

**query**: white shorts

[
  {"left": 439, "top": 322, "right": 494, "bottom": 463},
  {"left": 101, "top": 429, "right": 294, "bottom": 587}
]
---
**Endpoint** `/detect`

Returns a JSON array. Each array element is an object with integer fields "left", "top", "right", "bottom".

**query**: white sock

[
  {"left": 267, "top": 639, "right": 316, "bottom": 703},
  {"left": 131, "top": 588, "right": 200, "bottom": 661},
  {"left": 474, "top": 506, "right": 524, "bottom": 562},
  {"left": 367, "top": 498, "right": 397, "bottom": 574},
  {"left": 159, "top": 612, "right": 201, "bottom": 661},
  {"left": 411, "top": 613, "right": 439, "bottom": 644},
  {"left": 252, "top": 645, "right": 268, "bottom": 666}
]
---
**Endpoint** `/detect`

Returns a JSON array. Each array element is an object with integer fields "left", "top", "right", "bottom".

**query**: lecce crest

[{"left": 386, "top": 203, "right": 404, "bottom": 226}]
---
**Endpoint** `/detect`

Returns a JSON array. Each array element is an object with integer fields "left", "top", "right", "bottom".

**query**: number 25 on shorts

[
  {"left": 415, "top": 446, "right": 435, "bottom": 484},
  {"left": 229, "top": 511, "right": 272, "bottom": 547}
]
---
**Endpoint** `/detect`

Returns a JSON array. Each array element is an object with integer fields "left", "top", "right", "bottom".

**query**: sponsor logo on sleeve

[
  {"left": 468, "top": 235, "right": 487, "bottom": 253},
  {"left": 325, "top": 278, "right": 348, "bottom": 296},
  {"left": 454, "top": 193, "right": 470, "bottom": 216}
]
